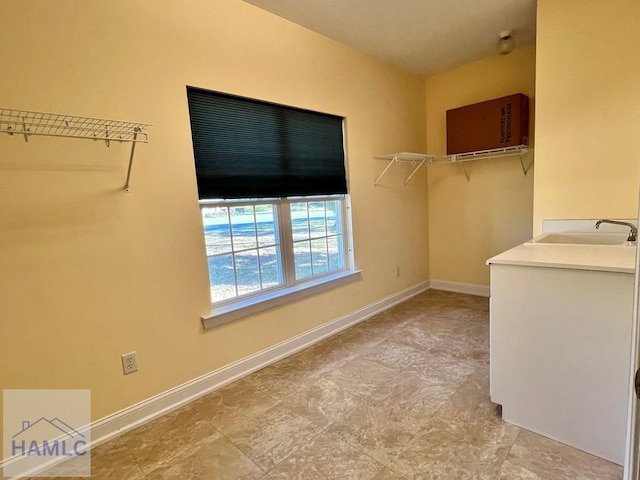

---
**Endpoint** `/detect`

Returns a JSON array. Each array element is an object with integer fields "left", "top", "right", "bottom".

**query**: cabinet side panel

[{"left": 489, "top": 264, "right": 633, "bottom": 464}]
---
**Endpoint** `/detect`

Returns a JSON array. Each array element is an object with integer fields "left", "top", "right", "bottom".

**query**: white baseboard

[
  {"left": 429, "top": 279, "right": 490, "bottom": 297},
  {"left": 91, "top": 281, "right": 430, "bottom": 445},
  {"left": 1, "top": 280, "right": 431, "bottom": 477}
]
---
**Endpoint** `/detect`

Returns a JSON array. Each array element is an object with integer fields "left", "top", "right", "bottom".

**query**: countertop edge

[
  {"left": 486, "top": 243, "right": 636, "bottom": 274},
  {"left": 486, "top": 257, "right": 634, "bottom": 274}
]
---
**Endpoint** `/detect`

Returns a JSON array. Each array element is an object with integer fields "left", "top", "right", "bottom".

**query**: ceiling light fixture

[{"left": 497, "top": 30, "right": 515, "bottom": 55}]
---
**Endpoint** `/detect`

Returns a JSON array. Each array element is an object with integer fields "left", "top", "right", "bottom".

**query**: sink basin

[{"left": 528, "top": 232, "right": 632, "bottom": 245}]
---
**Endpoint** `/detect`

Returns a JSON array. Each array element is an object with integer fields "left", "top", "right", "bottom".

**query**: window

[
  {"left": 202, "top": 195, "right": 349, "bottom": 303},
  {"left": 187, "top": 87, "right": 358, "bottom": 324},
  {"left": 202, "top": 200, "right": 282, "bottom": 303}
]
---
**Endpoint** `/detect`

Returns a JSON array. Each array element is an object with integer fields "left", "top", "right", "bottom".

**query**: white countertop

[{"left": 486, "top": 243, "right": 636, "bottom": 274}]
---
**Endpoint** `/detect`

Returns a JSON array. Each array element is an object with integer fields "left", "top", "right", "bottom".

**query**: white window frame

[{"left": 200, "top": 194, "right": 360, "bottom": 329}]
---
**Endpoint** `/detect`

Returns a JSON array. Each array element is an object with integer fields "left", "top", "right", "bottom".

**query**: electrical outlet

[
  {"left": 121, "top": 352, "right": 138, "bottom": 375},
  {"left": 396, "top": 266, "right": 401, "bottom": 277}
]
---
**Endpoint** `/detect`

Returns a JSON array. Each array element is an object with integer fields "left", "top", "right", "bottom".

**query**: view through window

[{"left": 202, "top": 195, "right": 347, "bottom": 303}]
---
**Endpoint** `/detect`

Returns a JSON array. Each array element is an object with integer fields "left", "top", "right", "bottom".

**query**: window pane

[
  {"left": 293, "top": 241, "right": 312, "bottom": 280},
  {"left": 203, "top": 207, "right": 232, "bottom": 256},
  {"left": 326, "top": 200, "right": 343, "bottom": 236},
  {"left": 259, "top": 246, "right": 283, "bottom": 288},
  {"left": 256, "top": 205, "right": 278, "bottom": 247},
  {"left": 235, "top": 250, "right": 261, "bottom": 296},
  {"left": 208, "top": 254, "right": 236, "bottom": 302},
  {"left": 309, "top": 203, "right": 328, "bottom": 239},
  {"left": 328, "top": 236, "right": 345, "bottom": 271},
  {"left": 311, "top": 238, "right": 329, "bottom": 275},
  {"left": 291, "top": 203, "right": 310, "bottom": 241},
  {"left": 231, "top": 206, "right": 258, "bottom": 251}
]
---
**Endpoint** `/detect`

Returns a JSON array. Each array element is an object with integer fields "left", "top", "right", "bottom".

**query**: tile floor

[{"left": 34, "top": 290, "right": 623, "bottom": 479}]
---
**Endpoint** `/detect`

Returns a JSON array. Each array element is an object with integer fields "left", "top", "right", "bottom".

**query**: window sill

[{"left": 201, "top": 269, "right": 363, "bottom": 330}]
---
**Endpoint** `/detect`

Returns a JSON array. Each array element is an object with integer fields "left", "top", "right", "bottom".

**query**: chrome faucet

[{"left": 594, "top": 219, "right": 637, "bottom": 242}]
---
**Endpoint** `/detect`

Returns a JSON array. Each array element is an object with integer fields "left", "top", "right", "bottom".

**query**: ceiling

[{"left": 242, "top": 0, "right": 537, "bottom": 75}]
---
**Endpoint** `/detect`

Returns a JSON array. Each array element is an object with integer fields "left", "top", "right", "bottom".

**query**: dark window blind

[{"left": 187, "top": 87, "right": 347, "bottom": 199}]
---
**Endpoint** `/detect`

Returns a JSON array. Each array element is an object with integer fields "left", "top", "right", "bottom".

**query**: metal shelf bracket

[
  {"left": 373, "top": 153, "right": 435, "bottom": 186},
  {"left": 403, "top": 158, "right": 428, "bottom": 185},
  {"left": 459, "top": 162, "right": 471, "bottom": 182},
  {"left": 123, "top": 128, "right": 141, "bottom": 193},
  {"left": 519, "top": 153, "right": 533, "bottom": 175}
]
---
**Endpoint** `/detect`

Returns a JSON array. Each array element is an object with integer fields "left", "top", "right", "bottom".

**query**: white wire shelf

[
  {"left": 0, "top": 108, "right": 152, "bottom": 192},
  {"left": 448, "top": 145, "right": 528, "bottom": 162},
  {"left": 448, "top": 145, "right": 530, "bottom": 181},
  {"left": 0, "top": 108, "right": 150, "bottom": 144},
  {"left": 374, "top": 145, "right": 531, "bottom": 184}
]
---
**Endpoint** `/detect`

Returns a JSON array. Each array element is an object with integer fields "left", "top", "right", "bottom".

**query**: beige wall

[
  {"left": 533, "top": 0, "right": 640, "bottom": 233},
  {"left": 425, "top": 45, "right": 536, "bottom": 286},
  {"left": 0, "top": 0, "right": 428, "bottom": 433}
]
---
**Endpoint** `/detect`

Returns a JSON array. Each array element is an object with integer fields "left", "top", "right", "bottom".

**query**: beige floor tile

[
  {"left": 36, "top": 438, "right": 145, "bottom": 479},
  {"left": 358, "top": 340, "right": 430, "bottom": 370},
  {"left": 305, "top": 328, "right": 388, "bottom": 367},
  {"left": 244, "top": 345, "right": 354, "bottom": 401},
  {"left": 242, "top": 372, "right": 299, "bottom": 402},
  {"left": 506, "top": 429, "right": 623, "bottom": 480},
  {"left": 387, "top": 438, "right": 510, "bottom": 480},
  {"left": 424, "top": 368, "right": 517, "bottom": 450},
  {"left": 371, "top": 468, "right": 408, "bottom": 480},
  {"left": 495, "top": 459, "right": 546, "bottom": 479},
  {"left": 88, "top": 438, "right": 146, "bottom": 479},
  {"left": 242, "top": 363, "right": 311, "bottom": 401},
  {"left": 223, "top": 403, "right": 323, "bottom": 472},
  {"left": 448, "top": 366, "right": 490, "bottom": 412},
  {"left": 402, "top": 323, "right": 487, "bottom": 364},
  {"left": 426, "top": 400, "right": 519, "bottom": 449},
  {"left": 384, "top": 391, "right": 518, "bottom": 480},
  {"left": 335, "top": 322, "right": 394, "bottom": 344},
  {"left": 401, "top": 351, "right": 477, "bottom": 389},
  {"left": 191, "top": 378, "right": 279, "bottom": 433},
  {"left": 383, "top": 300, "right": 441, "bottom": 321},
  {"left": 121, "top": 405, "right": 222, "bottom": 476},
  {"left": 279, "top": 376, "right": 365, "bottom": 428},
  {"left": 319, "top": 357, "right": 399, "bottom": 397},
  {"left": 267, "top": 431, "right": 385, "bottom": 480},
  {"left": 24, "top": 457, "right": 92, "bottom": 479},
  {"left": 22, "top": 458, "right": 87, "bottom": 479},
  {"left": 327, "top": 398, "right": 423, "bottom": 465},
  {"left": 147, "top": 435, "right": 265, "bottom": 480},
  {"left": 383, "top": 322, "right": 439, "bottom": 350},
  {"left": 384, "top": 321, "right": 480, "bottom": 362},
  {"left": 428, "top": 305, "right": 487, "bottom": 323},
  {"left": 368, "top": 372, "right": 455, "bottom": 422},
  {"left": 350, "top": 311, "right": 415, "bottom": 337},
  {"left": 24, "top": 437, "right": 138, "bottom": 479},
  {"left": 410, "top": 292, "right": 489, "bottom": 324},
  {"left": 290, "top": 345, "right": 358, "bottom": 381}
]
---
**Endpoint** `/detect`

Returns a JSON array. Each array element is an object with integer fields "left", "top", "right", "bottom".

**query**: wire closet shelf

[
  {"left": 374, "top": 145, "right": 530, "bottom": 184},
  {"left": 0, "top": 108, "right": 152, "bottom": 192},
  {"left": 0, "top": 108, "right": 150, "bottom": 144}
]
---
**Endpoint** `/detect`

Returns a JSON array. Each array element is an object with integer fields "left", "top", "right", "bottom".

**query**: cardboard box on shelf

[{"left": 446, "top": 94, "right": 529, "bottom": 155}]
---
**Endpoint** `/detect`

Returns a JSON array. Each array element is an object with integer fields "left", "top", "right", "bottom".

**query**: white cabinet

[{"left": 489, "top": 262, "right": 633, "bottom": 464}]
